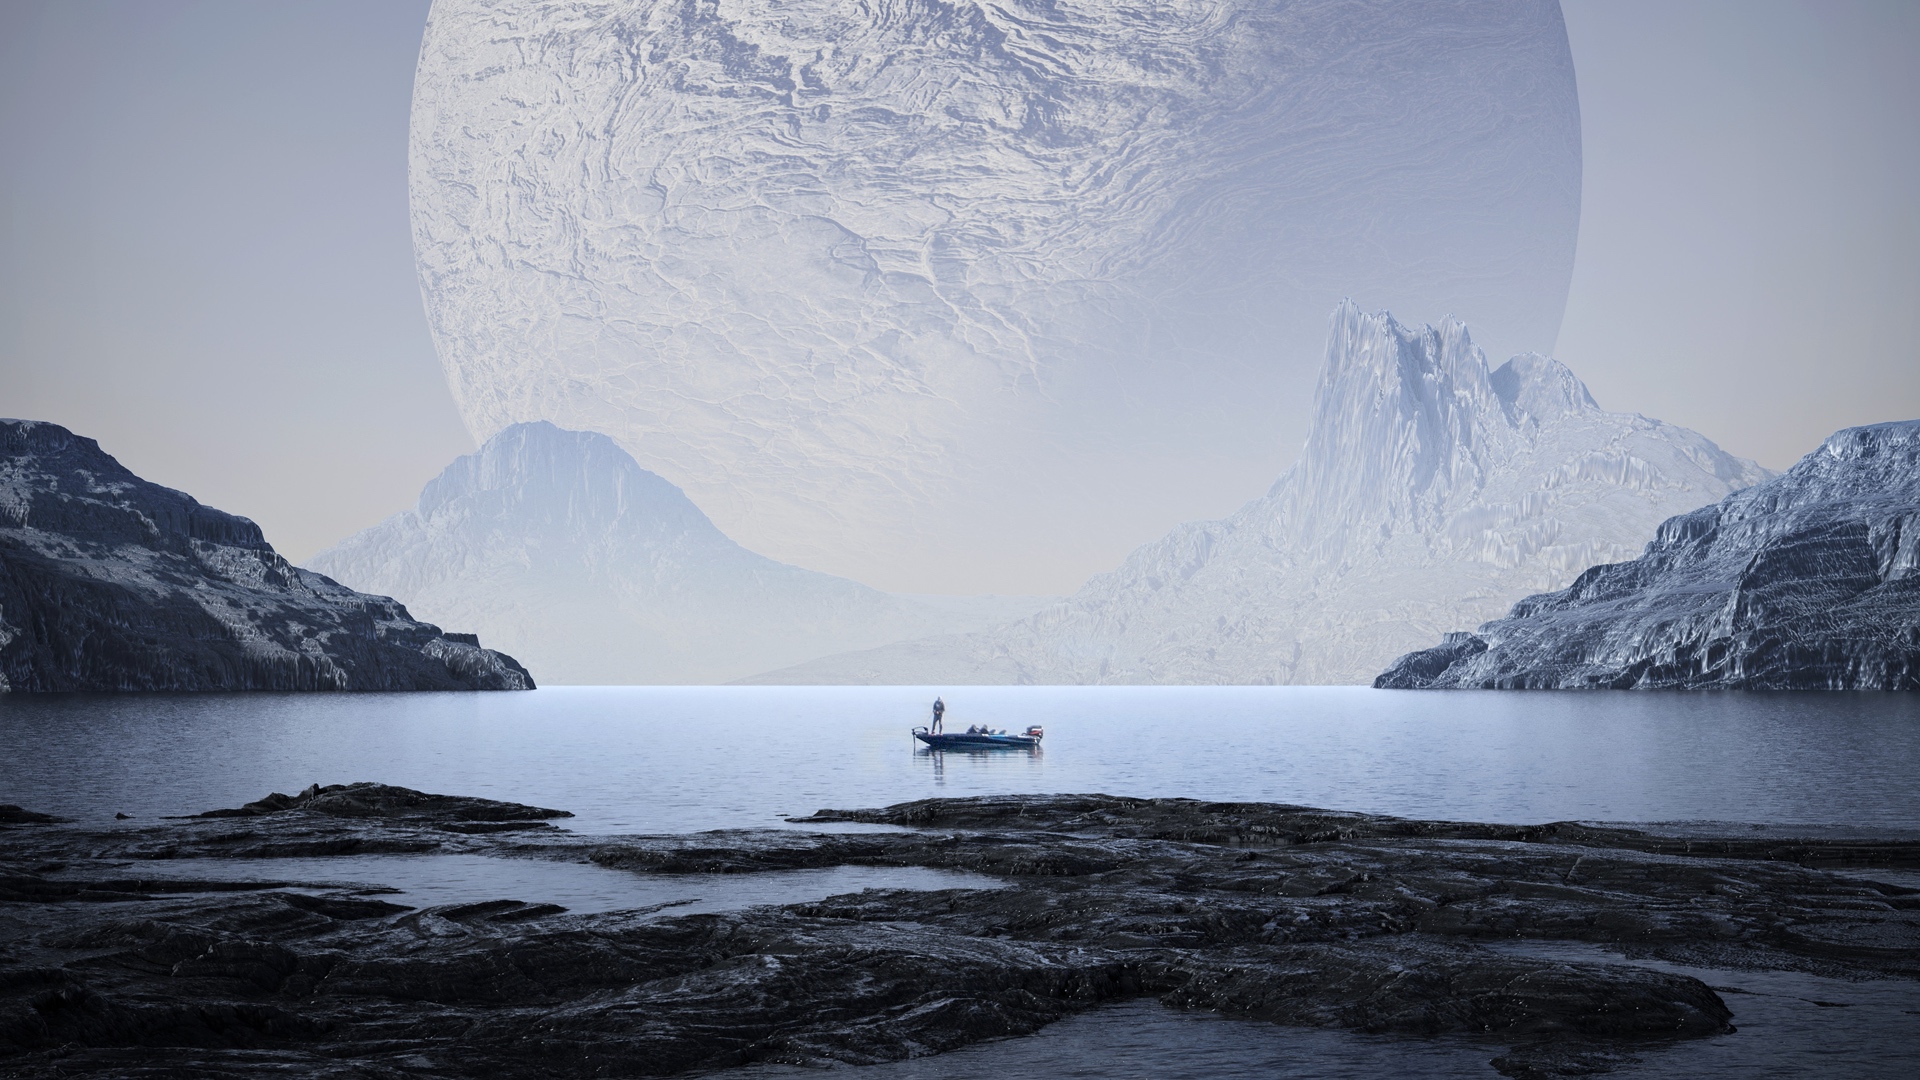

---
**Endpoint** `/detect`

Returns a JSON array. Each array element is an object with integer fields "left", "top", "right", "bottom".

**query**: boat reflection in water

[{"left": 916, "top": 725, "right": 1044, "bottom": 785}]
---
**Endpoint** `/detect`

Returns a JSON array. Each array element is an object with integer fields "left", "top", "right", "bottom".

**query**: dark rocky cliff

[
  {"left": 1377, "top": 420, "right": 1920, "bottom": 690},
  {"left": 0, "top": 420, "right": 533, "bottom": 691}
]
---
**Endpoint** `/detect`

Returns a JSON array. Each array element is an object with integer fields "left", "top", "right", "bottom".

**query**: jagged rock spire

[{"left": 756, "top": 303, "right": 1770, "bottom": 686}]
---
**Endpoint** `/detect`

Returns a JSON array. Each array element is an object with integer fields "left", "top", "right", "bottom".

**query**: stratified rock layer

[
  {"left": 4, "top": 790, "right": 1917, "bottom": 1077},
  {"left": 307, "top": 422, "right": 1050, "bottom": 684},
  {"left": 0, "top": 420, "right": 532, "bottom": 691},
  {"left": 1378, "top": 420, "right": 1920, "bottom": 689},
  {"left": 754, "top": 304, "right": 1767, "bottom": 685}
]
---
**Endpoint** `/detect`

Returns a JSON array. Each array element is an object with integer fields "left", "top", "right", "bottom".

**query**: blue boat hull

[{"left": 914, "top": 730, "right": 1039, "bottom": 750}]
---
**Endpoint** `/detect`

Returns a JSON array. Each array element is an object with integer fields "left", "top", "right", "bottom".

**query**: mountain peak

[
  {"left": 756, "top": 304, "right": 1771, "bottom": 687},
  {"left": 420, "top": 421, "right": 721, "bottom": 541},
  {"left": 1489, "top": 353, "right": 1599, "bottom": 422},
  {"left": 1818, "top": 419, "right": 1920, "bottom": 465},
  {"left": 1289, "top": 302, "right": 1503, "bottom": 534},
  {"left": 306, "top": 420, "right": 1030, "bottom": 684},
  {"left": 2, "top": 418, "right": 270, "bottom": 551},
  {"left": 1, "top": 418, "right": 531, "bottom": 691},
  {"left": 1313, "top": 301, "right": 1492, "bottom": 417},
  {"left": 1713, "top": 419, "right": 1920, "bottom": 527}
]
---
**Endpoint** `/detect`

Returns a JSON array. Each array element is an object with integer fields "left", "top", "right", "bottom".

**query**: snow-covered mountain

[
  {"left": 307, "top": 423, "right": 1049, "bottom": 684},
  {"left": 1378, "top": 420, "right": 1920, "bottom": 689},
  {"left": 0, "top": 420, "right": 530, "bottom": 692},
  {"left": 752, "top": 302, "right": 1770, "bottom": 685}
]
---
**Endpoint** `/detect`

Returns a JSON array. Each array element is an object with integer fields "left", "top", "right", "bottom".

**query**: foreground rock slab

[{"left": 2, "top": 790, "right": 1916, "bottom": 1078}]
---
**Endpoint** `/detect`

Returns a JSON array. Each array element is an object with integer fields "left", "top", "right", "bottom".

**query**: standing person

[{"left": 931, "top": 697, "right": 946, "bottom": 733}]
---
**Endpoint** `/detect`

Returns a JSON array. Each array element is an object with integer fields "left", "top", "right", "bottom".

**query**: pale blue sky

[{"left": 2, "top": 0, "right": 1915, "bottom": 575}]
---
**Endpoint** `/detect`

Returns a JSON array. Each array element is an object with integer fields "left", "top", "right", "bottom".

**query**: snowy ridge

[
  {"left": 1378, "top": 420, "right": 1920, "bottom": 689},
  {"left": 750, "top": 303, "right": 1769, "bottom": 685},
  {"left": 308, "top": 423, "right": 1051, "bottom": 684}
]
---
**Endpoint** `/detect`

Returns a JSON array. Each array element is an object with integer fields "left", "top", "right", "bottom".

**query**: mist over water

[{"left": 5, "top": 686, "right": 1915, "bottom": 833}]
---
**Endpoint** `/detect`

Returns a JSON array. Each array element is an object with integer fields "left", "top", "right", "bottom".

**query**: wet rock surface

[
  {"left": 0, "top": 418, "right": 533, "bottom": 692},
  {"left": 193, "top": 782, "right": 571, "bottom": 829},
  {"left": 1, "top": 790, "right": 1915, "bottom": 1077},
  {"left": 0, "top": 806, "right": 59, "bottom": 825}
]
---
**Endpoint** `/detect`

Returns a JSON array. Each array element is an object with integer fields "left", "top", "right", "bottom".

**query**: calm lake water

[
  {"left": 4, "top": 686, "right": 1917, "bottom": 1078},
  {"left": 2, "top": 685, "right": 1917, "bottom": 831},
  {"left": 729, "top": 955, "right": 1920, "bottom": 1080}
]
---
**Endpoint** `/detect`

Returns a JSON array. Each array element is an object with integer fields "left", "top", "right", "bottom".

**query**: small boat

[{"left": 913, "top": 725, "right": 1044, "bottom": 750}]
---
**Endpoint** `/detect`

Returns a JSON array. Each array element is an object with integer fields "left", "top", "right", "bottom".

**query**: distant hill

[
  {"left": 0, "top": 419, "right": 530, "bottom": 692},
  {"left": 1378, "top": 420, "right": 1920, "bottom": 690},
  {"left": 307, "top": 422, "right": 1050, "bottom": 684},
  {"left": 752, "top": 302, "right": 1769, "bottom": 685}
]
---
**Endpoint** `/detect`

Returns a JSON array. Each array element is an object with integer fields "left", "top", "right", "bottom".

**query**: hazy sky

[
  {"left": 0, "top": 0, "right": 465, "bottom": 565},
  {"left": 1556, "top": 0, "right": 1920, "bottom": 466},
  {"left": 3, "top": 0, "right": 1916, "bottom": 581}
]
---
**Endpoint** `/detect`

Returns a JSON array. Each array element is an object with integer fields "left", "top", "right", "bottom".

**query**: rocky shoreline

[
  {"left": 1378, "top": 420, "right": 1920, "bottom": 690},
  {"left": 2, "top": 787, "right": 1915, "bottom": 1078},
  {"left": 1, "top": 420, "right": 533, "bottom": 692}
]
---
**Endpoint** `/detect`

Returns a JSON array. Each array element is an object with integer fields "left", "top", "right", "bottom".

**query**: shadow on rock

[{"left": 3, "top": 789, "right": 1915, "bottom": 1078}]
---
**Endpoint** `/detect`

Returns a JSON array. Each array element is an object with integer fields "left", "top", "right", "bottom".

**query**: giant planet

[{"left": 410, "top": 0, "right": 1581, "bottom": 593}]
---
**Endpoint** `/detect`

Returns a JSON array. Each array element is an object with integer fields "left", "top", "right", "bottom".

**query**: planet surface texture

[{"left": 410, "top": 0, "right": 1582, "bottom": 593}]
